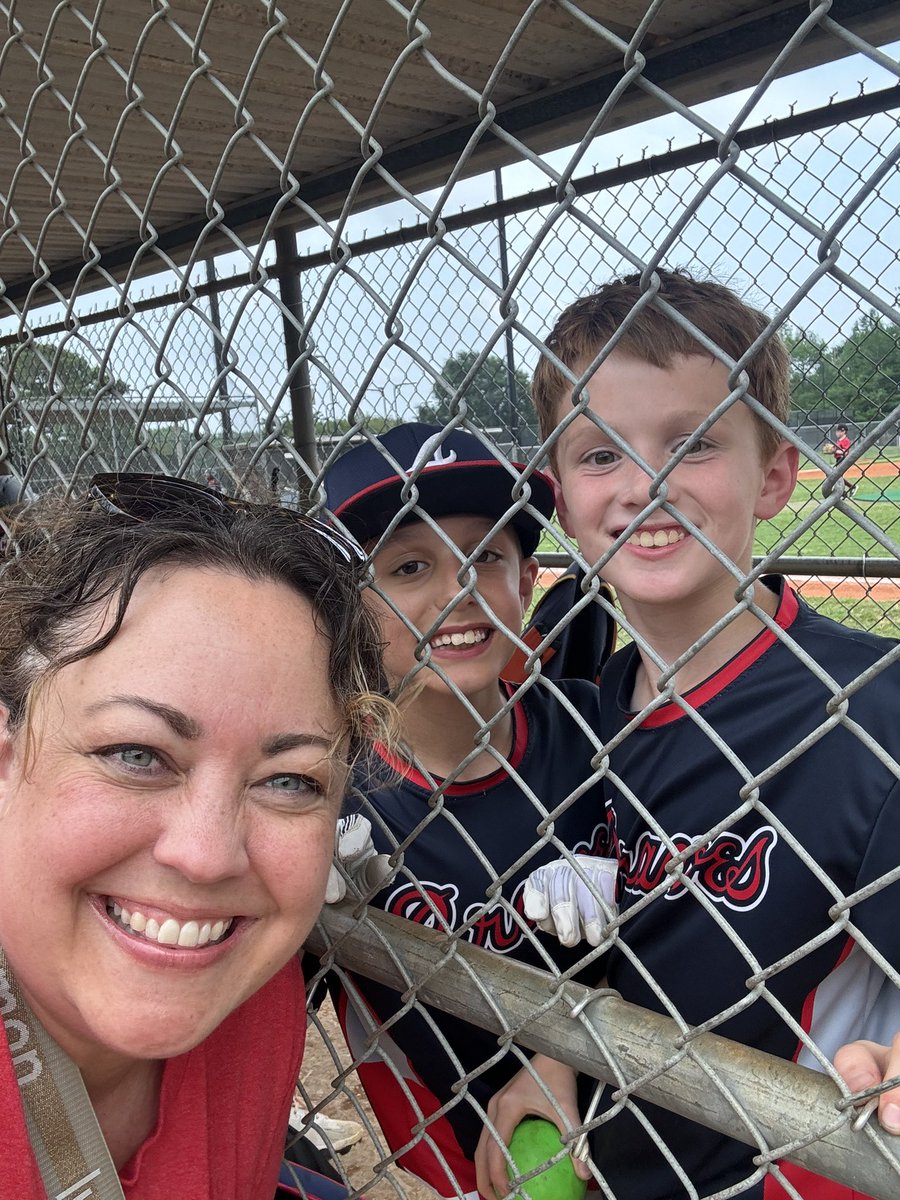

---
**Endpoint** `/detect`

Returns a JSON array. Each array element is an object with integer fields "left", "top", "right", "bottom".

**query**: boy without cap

[
  {"left": 476, "top": 271, "right": 900, "bottom": 1200},
  {"left": 321, "top": 423, "right": 616, "bottom": 1200}
]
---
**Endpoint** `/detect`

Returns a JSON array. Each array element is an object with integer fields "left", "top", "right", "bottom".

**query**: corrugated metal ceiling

[{"left": 0, "top": 0, "right": 895, "bottom": 304}]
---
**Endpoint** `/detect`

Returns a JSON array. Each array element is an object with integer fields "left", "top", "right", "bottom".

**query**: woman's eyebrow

[
  {"left": 86, "top": 698, "right": 333, "bottom": 755},
  {"left": 85, "top": 695, "right": 201, "bottom": 740},
  {"left": 261, "top": 732, "right": 333, "bottom": 757}
]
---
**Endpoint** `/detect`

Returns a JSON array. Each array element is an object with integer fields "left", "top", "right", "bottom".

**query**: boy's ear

[
  {"left": 755, "top": 440, "right": 799, "bottom": 521},
  {"left": 550, "top": 473, "right": 576, "bottom": 540},
  {"left": 519, "top": 556, "right": 539, "bottom": 614}
]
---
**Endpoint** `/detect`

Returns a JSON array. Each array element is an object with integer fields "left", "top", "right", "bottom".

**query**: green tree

[
  {"left": 2, "top": 342, "right": 130, "bottom": 476},
  {"left": 419, "top": 350, "right": 536, "bottom": 440},
  {"left": 785, "top": 314, "right": 900, "bottom": 428},
  {"left": 5, "top": 342, "right": 127, "bottom": 405},
  {"left": 784, "top": 327, "right": 840, "bottom": 420},
  {"left": 831, "top": 312, "right": 900, "bottom": 423}
]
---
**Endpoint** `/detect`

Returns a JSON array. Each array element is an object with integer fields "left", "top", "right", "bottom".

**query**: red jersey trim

[
  {"left": 503, "top": 624, "right": 557, "bottom": 683},
  {"left": 639, "top": 584, "right": 800, "bottom": 729},
  {"left": 793, "top": 934, "right": 857, "bottom": 1063},
  {"left": 765, "top": 1160, "right": 873, "bottom": 1200},
  {"left": 372, "top": 688, "right": 528, "bottom": 795}
]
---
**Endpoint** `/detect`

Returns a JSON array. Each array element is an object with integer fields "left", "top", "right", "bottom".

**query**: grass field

[{"left": 755, "top": 500, "right": 899, "bottom": 558}]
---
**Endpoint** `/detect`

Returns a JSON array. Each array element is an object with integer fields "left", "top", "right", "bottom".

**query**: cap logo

[
  {"left": 410, "top": 433, "right": 460, "bottom": 475},
  {"left": 422, "top": 446, "right": 457, "bottom": 468}
]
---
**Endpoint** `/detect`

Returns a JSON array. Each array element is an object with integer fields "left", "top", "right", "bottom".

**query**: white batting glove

[
  {"left": 325, "top": 814, "right": 396, "bottom": 903},
  {"left": 523, "top": 856, "right": 619, "bottom": 947}
]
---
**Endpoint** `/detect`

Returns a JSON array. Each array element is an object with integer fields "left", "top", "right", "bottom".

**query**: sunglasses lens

[
  {"left": 89, "top": 473, "right": 230, "bottom": 520},
  {"left": 88, "top": 472, "right": 365, "bottom": 564}
]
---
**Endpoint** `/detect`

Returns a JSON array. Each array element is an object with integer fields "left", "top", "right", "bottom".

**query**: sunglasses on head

[{"left": 88, "top": 472, "right": 365, "bottom": 564}]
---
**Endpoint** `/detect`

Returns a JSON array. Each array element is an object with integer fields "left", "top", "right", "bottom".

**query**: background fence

[{"left": 1, "top": 3, "right": 899, "bottom": 1199}]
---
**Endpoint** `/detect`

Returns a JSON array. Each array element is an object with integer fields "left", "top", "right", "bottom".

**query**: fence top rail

[
  {"left": 538, "top": 555, "right": 900, "bottom": 578},
  {"left": 308, "top": 902, "right": 900, "bottom": 1200}
]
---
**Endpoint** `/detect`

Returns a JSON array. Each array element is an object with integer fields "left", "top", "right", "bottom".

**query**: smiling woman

[{"left": 0, "top": 475, "right": 393, "bottom": 1200}]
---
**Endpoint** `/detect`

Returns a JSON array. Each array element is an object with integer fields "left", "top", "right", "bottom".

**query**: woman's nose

[{"left": 152, "top": 783, "right": 250, "bottom": 883}]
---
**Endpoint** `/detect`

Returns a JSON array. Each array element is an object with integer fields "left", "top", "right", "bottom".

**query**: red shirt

[{"left": 1, "top": 957, "right": 305, "bottom": 1199}]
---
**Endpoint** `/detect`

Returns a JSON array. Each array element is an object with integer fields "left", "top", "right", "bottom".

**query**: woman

[{"left": 0, "top": 473, "right": 392, "bottom": 1199}]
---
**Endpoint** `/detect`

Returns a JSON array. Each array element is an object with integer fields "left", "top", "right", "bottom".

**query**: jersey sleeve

[{"left": 852, "top": 775, "right": 900, "bottom": 969}]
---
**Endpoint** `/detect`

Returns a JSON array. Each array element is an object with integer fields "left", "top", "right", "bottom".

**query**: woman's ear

[{"left": 0, "top": 706, "right": 17, "bottom": 801}]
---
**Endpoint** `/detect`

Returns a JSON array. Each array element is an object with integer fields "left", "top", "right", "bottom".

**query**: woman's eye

[
  {"left": 264, "top": 773, "right": 324, "bottom": 801},
  {"left": 99, "top": 744, "right": 160, "bottom": 772}
]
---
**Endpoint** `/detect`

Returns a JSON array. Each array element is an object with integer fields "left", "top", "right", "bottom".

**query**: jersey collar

[
  {"left": 371, "top": 686, "right": 529, "bottom": 794},
  {"left": 623, "top": 576, "right": 800, "bottom": 728}
]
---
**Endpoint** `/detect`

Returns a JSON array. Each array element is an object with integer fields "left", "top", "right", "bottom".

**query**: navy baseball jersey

[
  {"left": 331, "top": 680, "right": 608, "bottom": 1198},
  {"left": 591, "top": 578, "right": 900, "bottom": 1200}
]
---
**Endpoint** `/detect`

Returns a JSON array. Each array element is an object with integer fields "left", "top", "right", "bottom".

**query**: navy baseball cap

[{"left": 324, "top": 423, "right": 554, "bottom": 557}]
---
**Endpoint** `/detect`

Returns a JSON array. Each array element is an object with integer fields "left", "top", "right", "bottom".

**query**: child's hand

[
  {"left": 475, "top": 1055, "right": 590, "bottom": 1199},
  {"left": 834, "top": 1036, "right": 900, "bottom": 1134},
  {"left": 325, "top": 814, "right": 396, "bottom": 903},
  {"left": 523, "top": 856, "right": 618, "bottom": 947}
]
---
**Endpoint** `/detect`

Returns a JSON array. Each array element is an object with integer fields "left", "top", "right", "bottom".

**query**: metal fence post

[{"left": 274, "top": 227, "right": 318, "bottom": 487}]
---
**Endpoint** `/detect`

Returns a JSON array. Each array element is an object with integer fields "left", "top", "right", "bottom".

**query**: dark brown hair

[
  {"left": 0, "top": 493, "right": 394, "bottom": 763},
  {"left": 532, "top": 269, "right": 789, "bottom": 462}
]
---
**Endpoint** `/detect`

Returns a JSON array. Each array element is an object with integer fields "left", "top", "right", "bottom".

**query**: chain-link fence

[{"left": 1, "top": 4, "right": 899, "bottom": 1199}]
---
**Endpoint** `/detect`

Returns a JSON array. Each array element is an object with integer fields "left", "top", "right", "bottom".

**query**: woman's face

[{"left": 0, "top": 565, "right": 345, "bottom": 1070}]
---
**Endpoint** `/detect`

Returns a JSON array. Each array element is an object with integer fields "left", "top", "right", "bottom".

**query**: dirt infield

[
  {"left": 298, "top": 1002, "right": 434, "bottom": 1200},
  {"left": 536, "top": 569, "right": 899, "bottom": 604},
  {"left": 798, "top": 458, "right": 900, "bottom": 482},
  {"left": 786, "top": 576, "right": 900, "bottom": 602}
]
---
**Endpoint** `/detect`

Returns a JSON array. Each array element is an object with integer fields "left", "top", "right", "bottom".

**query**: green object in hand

[{"left": 502, "top": 1118, "right": 588, "bottom": 1200}]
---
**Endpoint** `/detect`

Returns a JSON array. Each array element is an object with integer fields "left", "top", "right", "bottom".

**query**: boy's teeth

[
  {"left": 629, "top": 528, "right": 684, "bottom": 548},
  {"left": 106, "top": 900, "right": 234, "bottom": 948},
  {"left": 431, "top": 629, "right": 488, "bottom": 648}
]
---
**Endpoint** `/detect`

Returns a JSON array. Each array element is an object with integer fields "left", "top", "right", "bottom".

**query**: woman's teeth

[
  {"left": 106, "top": 901, "right": 234, "bottom": 948},
  {"left": 628, "top": 528, "right": 685, "bottom": 548},
  {"left": 430, "top": 629, "right": 488, "bottom": 648}
]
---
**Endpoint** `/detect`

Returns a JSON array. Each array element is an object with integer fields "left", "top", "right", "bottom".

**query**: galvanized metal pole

[
  {"left": 204, "top": 257, "right": 233, "bottom": 445},
  {"left": 494, "top": 168, "right": 520, "bottom": 452},
  {"left": 274, "top": 227, "right": 318, "bottom": 488},
  {"left": 308, "top": 903, "right": 900, "bottom": 1200}
]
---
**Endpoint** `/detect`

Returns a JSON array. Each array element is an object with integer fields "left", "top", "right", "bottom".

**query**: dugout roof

[{"left": 0, "top": 0, "right": 896, "bottom": 306}]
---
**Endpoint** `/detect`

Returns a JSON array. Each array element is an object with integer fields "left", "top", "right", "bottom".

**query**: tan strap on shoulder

[{"left": 0, "top": 946, "right": 127, "bottom": 1200}]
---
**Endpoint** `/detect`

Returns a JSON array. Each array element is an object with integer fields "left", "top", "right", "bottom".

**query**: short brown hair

[{"left": 532, "top": 269, "right": 789, "bottom": 462}]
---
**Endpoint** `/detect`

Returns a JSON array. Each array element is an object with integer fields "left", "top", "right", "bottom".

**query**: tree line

[
  {"left": 5, "top": 316, "right": 898, "bottom": 460},
  {"left": 785, "top": 311, "right": 900, "bottom": 426}
]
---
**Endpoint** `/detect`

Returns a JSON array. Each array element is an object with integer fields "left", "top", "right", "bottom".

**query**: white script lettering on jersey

[{"left": 620, "top": 824, "right": 779, "bottom": 911}]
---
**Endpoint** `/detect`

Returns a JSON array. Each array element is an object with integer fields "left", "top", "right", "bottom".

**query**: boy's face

[
  {"left": 551, "top": 351, "right": 797, "bottom": 619},
  {"left": 366, "top": 514, "right": 537, "bottom": 701}
]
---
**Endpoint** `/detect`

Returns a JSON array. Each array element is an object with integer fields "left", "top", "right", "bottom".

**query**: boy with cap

[
  {"left": 321, "top": 422, "right": 617, "bottom": 1200},
  {"left": 475, "top": 270, "right": 900, "bottom": 1200}
]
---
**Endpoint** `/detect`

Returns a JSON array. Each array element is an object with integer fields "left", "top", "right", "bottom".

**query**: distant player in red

[
  {"left": 832, "top": 425, "right": 856, "bottom": 495},
  {"left": 832, "top": 424, "right": 852, "bottom": 463}
]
